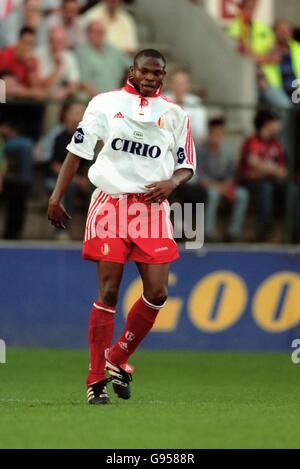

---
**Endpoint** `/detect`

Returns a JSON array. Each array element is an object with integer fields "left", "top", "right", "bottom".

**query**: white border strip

[
  {"left": 93, "top": 303, "right": 115, "bottom": 314},
  {"left": 141, "top": 294, "right": 166, "bottom": 310}
]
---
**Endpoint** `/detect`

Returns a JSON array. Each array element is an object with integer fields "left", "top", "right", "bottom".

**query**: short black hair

[
  {"left": 134, "top": 49, "right": 166, "bottom": 67},
  {"left": 19, "top": 26, "right": 36, "bottom": 39},
  {"left": 254, "top": 110, "right": 280, "bottom": 131},
  {"left": 208, "top": 117, "right": 226, "bottom": 128}
]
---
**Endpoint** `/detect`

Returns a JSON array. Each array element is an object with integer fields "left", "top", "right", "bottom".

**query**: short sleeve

[
  {"left": 173, "top": 112, "right": 196, "bottom": 174},
  {"left": 66, "top": 97, "right": 105, "bottom": 161}
]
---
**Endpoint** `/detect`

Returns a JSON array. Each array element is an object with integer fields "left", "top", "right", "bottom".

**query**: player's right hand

[{"left": 47, "top": 198, "right": 71, "bottom": 230}]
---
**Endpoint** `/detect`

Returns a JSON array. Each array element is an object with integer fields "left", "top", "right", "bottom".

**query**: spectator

[
  {"left": 0, "top": 0, "right": 46, "bottom": 49},
  {"left": 21, "top": 0, "right": 45, "bottom": 45},
  {"left": 0, "top": 68, "right": 46, "bottom": 142},
  {"left": 0, "top": 119, "right": 33, "bottom": 239},
  {"left": 83, "top": 0, "right": 138, "bottom": 54},
  {"left": 76, "top": 20, "right": 130, "bottom": 96},
  {"left": 45, "top": 102, "right": 89, "bottom": 237},
  {"left": 258, "top": 20, "right": 300, "bottom": 109},
  {"left": 0, "top": 26, "right": 45, "bottom": 99},
  {"left": 45, "top": 0, "right": 86, "bottom": 49},
  {"left": 227, "top": 0, "right": 274, "bottom": 56},
  {"left": 196, "top": 118, "right": 249, "bottom": 242},
  {"left": 239, "top": 110, "right": 287, "bottom": 241},
  {"left": 0, "top": 28, "right": 46, "bottom": 141},
  {"left": 36, "top": 26, "right": 81, "bottom": 100},
  {"left": 34, "top": 105, "right": 69, "bottom": 163},
  {"left": 165, "top": 68, "right": 208, "bottom": 144}
]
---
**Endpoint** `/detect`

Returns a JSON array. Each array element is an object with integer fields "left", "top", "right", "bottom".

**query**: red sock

[
  {"left": 109, "top": 295, "right": 166, "bottom": 365},
  {"left": 86, "top": 301, "right": 115, "bottom": 387}
]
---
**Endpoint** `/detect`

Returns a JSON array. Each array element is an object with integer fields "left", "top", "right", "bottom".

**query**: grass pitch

[{"left": 0, "top": 349, "right": 299, "bottom": 449}]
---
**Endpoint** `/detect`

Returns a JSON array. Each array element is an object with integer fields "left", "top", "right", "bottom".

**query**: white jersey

[{"left": 67, "top": 80, "right": 196, "bottom": 194}]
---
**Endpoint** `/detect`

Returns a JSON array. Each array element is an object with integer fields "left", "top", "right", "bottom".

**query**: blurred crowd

[
  {"left": 0, "top": 0, "right": 299, "bottom": 243},
  {"left": 225, "top": 0, "right": 300, "bottom": 243}
]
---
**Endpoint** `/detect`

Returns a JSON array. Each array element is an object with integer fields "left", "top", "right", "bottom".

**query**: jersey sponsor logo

[
  {"left": 177, "top": 147, "right": 186, "bottom": 164},
  {"left": 133, "top": 130, "right": 143, "bottom": 140},
  {"left": 111, "top": 138, "right": 161, "bottom": 159},
  {"left": 114, "top": 112, "right": 125, "bottom": 118},
  {"left": 74, "top": 127, "right": 84, "bottom": 144}
]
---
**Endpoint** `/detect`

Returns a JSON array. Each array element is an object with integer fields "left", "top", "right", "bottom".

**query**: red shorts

[{"left": 82, "top": 189, "right": 179, "bottom": 264}]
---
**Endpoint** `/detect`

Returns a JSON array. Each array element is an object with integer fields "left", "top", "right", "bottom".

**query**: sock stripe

[
  {"left": 93, "top": 303, "right": 116, "bottom": 314},
  {"left": 141, "top": 294, "right": 166, "bottom": 310}
]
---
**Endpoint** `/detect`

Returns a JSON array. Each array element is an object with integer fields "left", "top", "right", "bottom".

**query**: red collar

[{"left": 123, "top": 79, "right": 161, "bottom": 98}]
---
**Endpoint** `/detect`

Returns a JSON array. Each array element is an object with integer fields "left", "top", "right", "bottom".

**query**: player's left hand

[
  {"left": 48, "top": 198, "right": 71, "bottom": 229},
  {"left": 145, "top": 179, "right": 178, "bottom": 203}
]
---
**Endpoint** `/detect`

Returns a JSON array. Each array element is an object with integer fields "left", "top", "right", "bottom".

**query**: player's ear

[{"left": 128, "top": 66, "right": 134, "bottom": 78}]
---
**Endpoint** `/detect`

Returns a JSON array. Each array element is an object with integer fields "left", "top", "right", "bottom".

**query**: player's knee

[
  {"left": 144, "top": 286, "right": 168, "bottom": 307},
  {"left": 100, "top": 284, "right": 119, "bottom": 307}
]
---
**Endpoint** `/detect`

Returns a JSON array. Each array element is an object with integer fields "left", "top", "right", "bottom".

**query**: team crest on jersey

[
  {"left": 157, "top": 116, "right": 165, "bottom": 129},
  {"left": 74, "top": 127, "right": 84, "bottom": 144},
  {"left": 101, "top": 243, "right": 110, "bottom": 256},
  {"left": 177, "top": 147, "right": 186, "bottom": 164}
]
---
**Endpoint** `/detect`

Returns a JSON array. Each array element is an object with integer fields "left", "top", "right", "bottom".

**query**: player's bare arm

[{"left": 47, "top": 152, "right": 80, "bottom": 229}]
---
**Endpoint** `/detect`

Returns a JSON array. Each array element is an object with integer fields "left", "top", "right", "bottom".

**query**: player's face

[{"left": 131, "top": 57, "right": 166, "bottom": 97}]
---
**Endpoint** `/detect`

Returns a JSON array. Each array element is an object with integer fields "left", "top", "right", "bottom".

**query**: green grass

[{"left": 0, "top": 349, "right": 300, "bottom": 448}]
